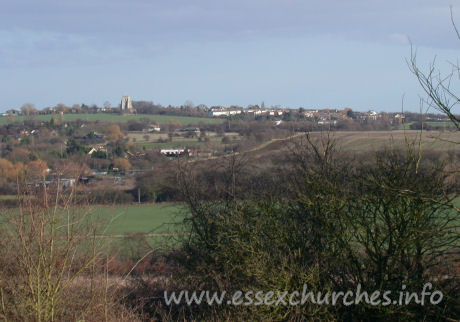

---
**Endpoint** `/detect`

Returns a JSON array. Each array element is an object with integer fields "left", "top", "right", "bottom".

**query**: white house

[
  {"left": 210, "top": 109, "right": 242, "bottom": 117},
  {"left": 160, "top": 148, "right": 185, "bottom": 157},
  {"left": 88, "top": 145, "right": 107, "bottom": 155}
]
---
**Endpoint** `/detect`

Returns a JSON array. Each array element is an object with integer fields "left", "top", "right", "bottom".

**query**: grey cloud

[
  {"left": 2, "top": 0, "right": 460, "bottom": 43},
  {"left": 1, "top": 0, "right": 460, "bottom": 67}
]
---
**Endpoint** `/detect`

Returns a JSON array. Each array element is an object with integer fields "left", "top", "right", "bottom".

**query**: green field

[
  {"left": 0, "top": 203, "right": 187, "bottom": 254},
  {"left": 89, "top": 203, "right": 186, "bottom": 235},
  {"left": 0, "top": 203, "right": 186, "bottom": 234},
  {"left": 0, "top": 113, "right": 223, "bottom": 126},
  {"left": 135, "top": 137, "right": 236, "bottom": 149},
  {"left": 0, "top": 195, "right": 16, "bottom": 200},
  {"left": 425, "top": 121, "right": 456, "bottom": 128},
  {"left": 136, "top": 140, "right": 210, "bottom": 149},
  {"left": 0, "top": 198, "right": 458, "bottom": 252},
  {"left": 395, "top": 121, "right": 456, "bottom": 130},
  {"left": 90, "top": 197, "right": 459, "bottom": 235},
  {"left": 87, "top": 203, "right": 188, "bottom": 251},
  {"left": 127, "top": 131, "right": 240, "bottom": 149}
]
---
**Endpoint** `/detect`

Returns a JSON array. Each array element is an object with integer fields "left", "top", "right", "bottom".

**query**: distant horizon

[{"left": 1, "top": 100, "right": 455, "bottom": 116}]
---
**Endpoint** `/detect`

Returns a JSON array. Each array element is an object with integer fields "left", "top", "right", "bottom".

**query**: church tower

[{"left": 120, "top": 96, "right": 133, "bottom": 113}]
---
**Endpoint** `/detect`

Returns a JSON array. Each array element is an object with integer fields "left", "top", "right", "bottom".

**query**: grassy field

[
  {"left": 0, "top": 203, "right": 187, "bottom": 252},
  {"left": 0, "top": 113, "right": 223, "bottom": 126},
  {"left": 0, "top": 203, "right": 185, "bottom": 234},
  {"left": 136, "top": 137, "right": 240, "bottom": 149},
  {"left": 127, "top": 131, "right": 241, "bottom": 149},
  {"left": 425, "top": 121, "right": 456, "bottom": 128},
  {"left": 0, "top": 195, "right": 16, "bottom": 200},
  {"left": 88, "top": 203, "right": 185, "bottom": 235},
  {"left": 1, "top": 198, "right": 458, "bottom": 251},
  {"left": 88, "top": 203, "right": 187, "bottom": 251},
  {"left": 92, "top": 196, "right": 459, "bottom": 235},
  {"left": 136, "top": 140, "right": 210, "bottom": 149},
  {"left": 126, "top": 130, "right": 238, "bottom": 142},
  {"left": 395, "top": 121, "right": 456, "bottom": 130}
]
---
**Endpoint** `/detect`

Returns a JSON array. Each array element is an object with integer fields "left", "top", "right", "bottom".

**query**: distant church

[{"left": 120, "top": 96, "right": 135, "bottom": 114}]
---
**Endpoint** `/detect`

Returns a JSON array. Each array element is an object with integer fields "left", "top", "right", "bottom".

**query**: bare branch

[{"left": 450, "top": 5, "right": 460, "bottom": 40}]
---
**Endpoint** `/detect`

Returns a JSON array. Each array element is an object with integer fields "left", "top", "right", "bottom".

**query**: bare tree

[
  {"left": 408, "top": 7, "right": 460, "bottom": 130},
  {"left": 20, "top": 103, "right": 37, "bottom": 116},
  {"left": 0, "top": 178, "right": 138, "bottom": 320},
  {"left": 183, "top": 100, "right": 194, "bottom": 110}
]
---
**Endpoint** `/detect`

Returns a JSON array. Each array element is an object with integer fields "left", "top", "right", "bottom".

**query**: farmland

[
  {"left": 324, "top": 130, "right": 459, "bottom": 151},
  {"left": 252, "top": 130, "right": 460, "bottom": 155},
  {"left": 0, "top": 113, "right": 223, "bottom": 126},
  {"left": 87, "top": 203, "right": 187, "bottom": 250},
  {"left": 89, "top": 203, "right": 185, "bottom": 235},
  {"left": 395, "top": 121, "right": 457, "bottom": 130},
  {"left": 127, "top": 129, "right": 460, "bottom": 162},
  {"left": 0, "top": 203, "right": 187, "bottom": 251},
  {"left": 88, "top": 197, "right": 460, "bottom": 239},
  {"left": 127, "top": 131, "right": 241, "bottom": 149}
]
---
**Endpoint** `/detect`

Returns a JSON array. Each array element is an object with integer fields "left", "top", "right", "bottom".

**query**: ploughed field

[
  {"left": 327, "top": 130, "right": 460, "bottom": 151},
  {"left": 247, "top": 130, "right": 460, "bottom": 159}
]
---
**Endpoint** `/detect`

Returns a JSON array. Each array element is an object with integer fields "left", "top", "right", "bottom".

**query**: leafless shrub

[{"left": 0, "top": 179, "right": 139, "bottom": 321}]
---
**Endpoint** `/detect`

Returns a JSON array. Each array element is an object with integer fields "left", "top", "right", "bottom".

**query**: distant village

[
  {"left": 206, "top": 105, "right": 409, "bottom": 124},
  {"left": 0, "top": 95, "right": 457, "bottom": 206},
  {"left": 1, "top": 95, "right": 452, "bottom": 125}
]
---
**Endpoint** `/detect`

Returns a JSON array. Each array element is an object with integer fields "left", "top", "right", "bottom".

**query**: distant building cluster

[
  {"left": 206, "top": 105, "right": 409, "bottom": 125},
  {"left": 159, "top": 148, "right": 212, "bottom": 158},
  {"left": 208, "top": 106, "right": 284, "bottom": 117}
]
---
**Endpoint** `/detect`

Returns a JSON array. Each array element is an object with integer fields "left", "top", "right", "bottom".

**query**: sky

[{"left": 1, "top": 0, "right": 460, "bottom": 112}]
